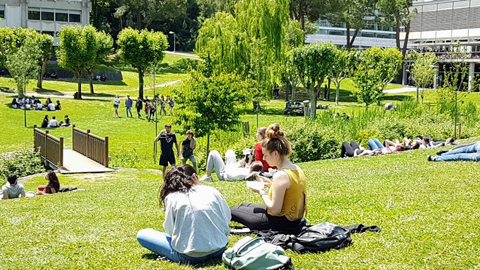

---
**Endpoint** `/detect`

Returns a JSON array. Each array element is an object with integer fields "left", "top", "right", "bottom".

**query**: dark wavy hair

[
  {"left": 46, "top": 171, "right": 59, "bottom": 184},
  {"left": 159, "top": 165, "right": 197, "bottom": 207}
]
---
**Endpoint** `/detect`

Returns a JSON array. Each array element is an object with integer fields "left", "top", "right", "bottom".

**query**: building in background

[
  {"left": 402, "top": 0, "right": 480, "bottom": 89},
  {"left": 306, "top": 11, "right": 397, "bottom": 49},
  {"left": 0, "top": 0, "right": 90, "bottom": 45}
]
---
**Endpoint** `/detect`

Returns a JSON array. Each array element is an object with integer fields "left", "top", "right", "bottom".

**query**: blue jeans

[
  {"left": 435, "top": 141, "right": 480, "bottom": 162},
  {"left": 182, "top": 154, "right": 197, "bottom": 172},
  {"left": 126, "top": 107, "right": 132, "bottom": 117},
  {"left": 368, "top": 138, "right": 384, "bottom": 150},
  {"left": 137, "top": 229, "right": 225, "bottom": 264}
]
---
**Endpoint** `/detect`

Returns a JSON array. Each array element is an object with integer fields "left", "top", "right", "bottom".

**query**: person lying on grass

[
  {"left": 199, "top": 149, "right": 253, "bottom": 182},
  {"left": 230, "top": 123, "right": 307, "bottom": 234},
  {"left": 137, "top": 165, "right": 230, "bottom": 264},
  {"left": 2, "top": 174, "right": 25, "bottom": 200},
  {"left": 36, "top": 171, "right": 60, "bottom": 195},
  {"left": 428, "top": 140, "right": 480, "bottom": 162}
]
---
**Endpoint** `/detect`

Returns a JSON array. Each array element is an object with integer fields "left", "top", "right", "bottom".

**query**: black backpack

[{"left": 272, "top": 222, "right": 352, "bottom": 253}]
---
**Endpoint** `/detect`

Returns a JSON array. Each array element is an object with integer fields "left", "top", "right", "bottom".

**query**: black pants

[
  {"left": 230, "top": 203, "right": 305, "bottom": 234},
  {"left": 341, "top": 141, "right": 360, "bottom": 158}
]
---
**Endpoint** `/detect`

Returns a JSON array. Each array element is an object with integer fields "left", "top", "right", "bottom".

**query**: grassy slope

[{"left": 1, "top": 148, "right": 479, "bottom": 269}]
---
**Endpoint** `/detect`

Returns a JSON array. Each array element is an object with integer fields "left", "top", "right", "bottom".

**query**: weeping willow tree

[{"left": 196, "top": 0, "right": 290, "bottom": 98}]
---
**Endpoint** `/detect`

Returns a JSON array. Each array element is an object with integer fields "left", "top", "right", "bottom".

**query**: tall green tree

[
  {"left": 5, "top": 37, "right": 41, "bottom": 98},
  {"left": 196, "top": 0, "right": 290, "bottom": 98},
  {"left": 57, "top": 26, "right": 98, "bottom": 99},
  {"left": 289, "top": 0, "right": 330, "bottom": 30},
  {"left": 377, "top": 0, "right": 417, "bottom": 58},
  {"left": 292, "top": 42, "right": 337, "bottom": 119},
  {"left": 353, "top": 47, "right": 403, "bottom": 108},
  {"left": 410, "top": 52, "right": 437, "bottom": 103},
  {"left": 85, "top": 30, "right": 113, "bottom": 94},
  {"left": 175, "top": 71, "right": 250, "bottom": 154},
  {"left": 329, "top": 48, "right": 356, "bottom": 105},
  {"left": 35, "top": 34, "right": 54, "bottom": 89},
  {"left": 117, "top": 28, "right": 168, "bottom": 99}
]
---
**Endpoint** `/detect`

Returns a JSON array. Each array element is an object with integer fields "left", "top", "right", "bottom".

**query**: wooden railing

[
  {"left": 33, "top": 126, "right": 64, "bottom": 168},
  {"left": 72, "top": 126, "right": 109, "bottom": 167}
]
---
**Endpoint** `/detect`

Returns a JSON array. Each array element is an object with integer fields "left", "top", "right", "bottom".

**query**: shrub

[
  {"left": 173, "top": 58, "right": 200, "bottom": 73},
  {"left": 0, "top": 148, "right": 45, "bottom": 185},
  {"left": 288, "top": 123, "right": 340, "bottom": 162}
]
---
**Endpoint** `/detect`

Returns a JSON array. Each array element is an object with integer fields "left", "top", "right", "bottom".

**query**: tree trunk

[
  {"left": 136, "top": 12, "right": 142, "bottom": 30},
  {"left": 138, "top": 68, "right": 144, "bottom": 99},
  {"left": 350, "top": 29, "right": 360, "bottom": 48},
  {"left": 335, "top": 79, "right": 343, "bottom": 105},
  {"left": 402, "top": 22, "right": 411, "bottom": 59},
  {"left": 37, "top": 60, "right": 47, "bottom": 89},
  {"left": 87, "top": 69, "right": 94, "bottom": 94},
  {"left": 395, "top": 21, "right": 401, "bottom": 51},
  {"left": 299, "top": 0, "right": 305, "bottom": 30},
  {"left": 310, "top": 86, "right": 318, "bottom": 120},
  {"left": 416, "top": 86, "right": 419, "bottom": 102},
  {"left": 346, "top": 21, "right": 351, "bottom": 49},
  {"left": 326, "top": 78, "right": 332, "bottom": 101},
  {"left": 76, "top": 72, "right": 82, "bottom": 99}
]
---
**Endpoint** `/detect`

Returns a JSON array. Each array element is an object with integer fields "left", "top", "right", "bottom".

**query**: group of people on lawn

[
  {"left": 341, "top": 135, "right": 456, "bottom": 158},
  {"left": 114, "top": 95, "right": 175, "bottom": 120},
  {"left": 2, "top": 171, "right": 62, "bottom": 200},
  {"left": 11, "top": 96, "right": 62, "bottom": 111},
  {"left": 137, "top": 123, "right": 306, "bottom": 264},
  {"left": 41, "top": 114, "right": 71, "bottom": 128}
]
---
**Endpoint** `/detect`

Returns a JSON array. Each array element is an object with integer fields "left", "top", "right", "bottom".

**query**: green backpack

[{"left": 222, "top": 237, "right": 294, "bottom": 270}]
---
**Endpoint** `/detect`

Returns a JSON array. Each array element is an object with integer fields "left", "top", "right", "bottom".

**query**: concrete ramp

[{"left": 59, "top": 149, "right": 114, "bottom": 174}]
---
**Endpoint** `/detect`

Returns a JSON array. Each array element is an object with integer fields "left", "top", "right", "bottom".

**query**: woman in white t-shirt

[
  {"left": 113, "top": 95, "right": 120, "bottom": 118},
  {"left": 137, "top": 165, "right": 231, "bottom": 264}
]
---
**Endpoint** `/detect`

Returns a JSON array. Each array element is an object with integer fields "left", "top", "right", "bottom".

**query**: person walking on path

[
  {"left": 154, "top": 124, "right": 180, "bottom": 177},
  {"left": 113, "top": 95, "right": 121, "bottom": 118},
  {"left": 136, "top": 97, "right": 143, "bottom": 119},
  {"left": 125, "top": 95, "right": 133, "bottom": 118}
]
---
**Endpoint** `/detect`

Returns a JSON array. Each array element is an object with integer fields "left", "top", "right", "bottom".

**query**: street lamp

[{"left": 168, "top": 31, "right": 176, "bottom": 52}]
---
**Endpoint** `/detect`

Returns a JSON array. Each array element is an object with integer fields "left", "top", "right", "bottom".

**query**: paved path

[
  {"left": 0, "top": 80, "right": 182, "bottom": 99},
  {"left": 164, "top": 51, "right": 200, "bottom": 59},
  {"left": 383, "top": 86, "right": 435, "bottom": 94}
]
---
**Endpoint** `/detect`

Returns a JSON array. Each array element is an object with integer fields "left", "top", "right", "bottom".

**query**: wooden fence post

[
  {"left": 59, "top": 137, "right": 64, "bottom": 168},
  {"left": 86, "top": 129, "right": 91, "bottom": 158},
  {"left": 44, "top": 130, "right": 49, "bottom": 167},
  {"left": 104, "top": 136, "right": 109, "bottom": 168}
]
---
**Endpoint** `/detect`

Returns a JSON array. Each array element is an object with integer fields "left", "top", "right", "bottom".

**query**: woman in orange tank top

[{"left": 230, "top": 123, "right": 307, "bottom": 233}]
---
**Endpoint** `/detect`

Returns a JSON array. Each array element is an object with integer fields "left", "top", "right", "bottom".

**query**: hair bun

[{"left": 266, "top": 123, "right": 284, "bottom": 139}]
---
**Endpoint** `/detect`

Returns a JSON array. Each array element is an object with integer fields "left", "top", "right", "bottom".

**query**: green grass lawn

[
  {"left": 1, "top": 147, "right": 480, "bottom": 269},
  {"left": 2, "top": 70, "right": 480, "bottom": 268}
]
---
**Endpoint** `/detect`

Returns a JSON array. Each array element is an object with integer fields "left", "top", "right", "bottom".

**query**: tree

[
  {"left": 292, "top": 42, "right": 337, "bottom": 119},
  {"left": 377, "top": 0, "right": 417, "bottom": 58},
  {"left": 57, "top": 26, "right": 98, "bottom": 99},
  {"left": 85, "top": 30, "right": 114, "bottom": 94},
  {"left": 279, "top": 20, "right": 305, "bottom": 101},
  {"left": 353, "top": 47, "right": 403, "bottom": 108},
  {"left": 174, "top": 71, "right": 250, "bottom": 154},
  {"left": 289, "top": 0, "right": 330, "bottom": 30},
  {"left": 5, "top": 37, "right": 41, "bottom": 98},
  {"left": 118, "top": 28, "right": 168, "bottom": 99},
  {"left": 35, "top": 34, "right": 54, "bottom": 89},
  {"left": 329, "top": 0, "right": 377, "bottom": 48},
  {"left": 329, "top": 48, "right": 356, "bottom": 105},
  {"left": 117, "top": 0, "right": 187, "bottom": 29},
  {"left": 196, "top": 0, "right": 290, "bottom": 98},
  {"left": 410, "top": 52, "right": 437, "bottom": 103}
]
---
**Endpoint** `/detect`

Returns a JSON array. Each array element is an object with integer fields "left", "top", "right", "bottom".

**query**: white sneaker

[{"left": 199, "top": 175, "right": 213, "bottom": 182}]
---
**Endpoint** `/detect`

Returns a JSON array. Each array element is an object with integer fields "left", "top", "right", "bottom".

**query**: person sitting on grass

[
  {"left": 36, "top": 171, "right": 60, "bottom": 195},
  {"left": 230, "top": 123, "right": 307, "bottom": 234},
  {"left": 41, "top": 115, "right": 49, "bottom": 128},
  {"left": 60, "top": 115, "right": 71, "bottom": 127},
  {"left": 2, "top": 174, "right": 25, "bottom": 200},
  {"left": 428, "top": 140, "right": 480, "bottom": 162},
  {"left": 199, "top": 149, "right": 253, "bottom": 182},
  {"left": 48, "top": 116, "right": 59, "bottom": 128},
  {"left": 137, "top": 165, "right": 230, "bottom": 264}
]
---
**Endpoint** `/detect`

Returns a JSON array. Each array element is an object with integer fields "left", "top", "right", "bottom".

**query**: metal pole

[
  {"left": 454, "top": 90, "right": 458, "bottom": 139},
  {"left": 24, "top": 108, "right": 27, "bottom": 127}
]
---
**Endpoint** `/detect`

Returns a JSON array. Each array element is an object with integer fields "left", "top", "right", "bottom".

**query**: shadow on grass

[
  {"left": 35, "top": 88, "right": 66, "bottom": 96},
  {"left": 140, "top": 253, "right": 224, "bottom": 268},
  {"left": 0, "top": 86, "right": 14, "bottom": 93},
  {"left": 43, "top": 78, "right": 129, "bottom": 86}
]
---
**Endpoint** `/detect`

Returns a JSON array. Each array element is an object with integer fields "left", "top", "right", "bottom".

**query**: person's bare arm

[
  {"left": 20, "top": 190, "right": 25, "bottom": 198},
  {"left": 256, "top": 171, "right": 290, "bottom": 215},
  {"left": 2, "top": 191, "right": 8, "bottom": 200},
  {"left": 50, "top": 187, "right": 57, "bottom": 194},
  {"left": 175, "top": 141, "right": 180, "bottom": 157}
]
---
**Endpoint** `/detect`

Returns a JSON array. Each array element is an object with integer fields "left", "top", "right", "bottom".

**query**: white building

[
  {"left": 306, "top": 13, "right": 397, "bottom": 49},
  {"left": 402, "top": 0, "right": 480, "bottom": 89},
  {"left": 0, "top": 0, "right": 91, "bottom": 44}
]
